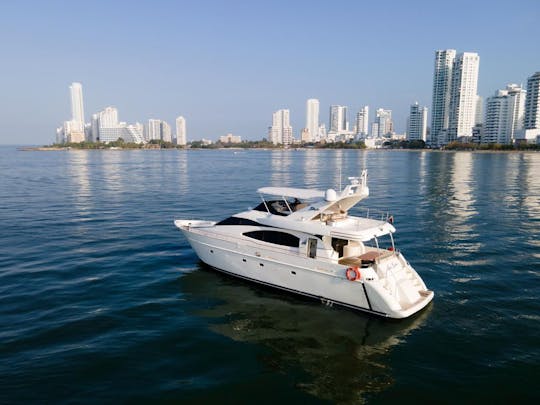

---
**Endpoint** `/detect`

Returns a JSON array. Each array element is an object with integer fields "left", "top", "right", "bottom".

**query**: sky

[{"left": 0, "top": 0, "right": 539, "bottom": 145}]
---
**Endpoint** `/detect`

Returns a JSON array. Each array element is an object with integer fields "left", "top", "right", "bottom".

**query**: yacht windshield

[{"left": 254, "top": 197, "right": 307, "bottom": 216}]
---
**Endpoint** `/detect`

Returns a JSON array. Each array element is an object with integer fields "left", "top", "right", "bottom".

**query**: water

[{"left": 0, "top": 147, "right": 538, "bottom": 403}]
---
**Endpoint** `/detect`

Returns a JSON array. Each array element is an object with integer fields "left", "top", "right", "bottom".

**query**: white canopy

[{"left": 257, "top": 186, "right": 325, "bottom": 200}]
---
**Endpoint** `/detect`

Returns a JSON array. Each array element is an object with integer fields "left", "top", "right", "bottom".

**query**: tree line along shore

[{"left": 28, "top": 138, "right": 540, "bottom": 151}]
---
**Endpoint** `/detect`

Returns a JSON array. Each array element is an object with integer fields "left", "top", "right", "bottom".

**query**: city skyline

[{"left": 0, "top": 0, "right": 539, "bottom": 144}]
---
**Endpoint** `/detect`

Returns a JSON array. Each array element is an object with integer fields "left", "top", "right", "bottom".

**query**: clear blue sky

[{"left": 0, "top": 0, "right": 539, "bottom": 144}]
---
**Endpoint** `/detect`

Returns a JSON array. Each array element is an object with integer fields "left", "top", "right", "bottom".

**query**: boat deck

[{"left": 338, "top": 250, "right": 394, "bottom": 266}]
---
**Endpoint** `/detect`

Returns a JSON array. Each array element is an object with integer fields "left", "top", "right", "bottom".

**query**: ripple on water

[{"left": 0, "top": 148, "right": 539, "bottom": 403}]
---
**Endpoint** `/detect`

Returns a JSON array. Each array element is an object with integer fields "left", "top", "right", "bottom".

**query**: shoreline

[{"left": 17, "top": 146, "right": 539, "bottom": 153}]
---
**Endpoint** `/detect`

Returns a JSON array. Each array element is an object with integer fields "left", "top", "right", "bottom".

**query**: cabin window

[
  {"left": 331, "top": 237, "right": 349, "bottom": 258},
  {"left": 307, "top": 238, "right": 318, "bottom": 258},
  {"left": 243, "top": 230, "right": 300, "bottom": 248},
  {"left": 216, "top": 216, "right": 263, "bottom": 227}
]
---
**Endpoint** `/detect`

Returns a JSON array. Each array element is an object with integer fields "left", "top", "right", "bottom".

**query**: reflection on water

[
  {"left": 303, "top": 150, "right": 320, "bottom": 188},
  {"left": 182, "top": 266, "right": 430, "bottom": 403},
  {"left": 447, "top": 153, "right": 480, "bottom": 255},
  {"left": 67, "top": 150, "right": 92, "bottom": 213},
  {"left": 177, "top": 151, "right": 189, "bottom": 194},
  {"left": 100, "top": 151, "right": 125, "bottom": 200},
  {"left": 270, "top": 151, "right": 292, "bottom": 187},
  {"left": 518, "top": 154, "right": 540, "bottom": 260},
  {"left": 331, "top": 149, "right": 344, "bottom": 191},
  {"left": 522, "top": 154, "right": 540, "bottom": 220}
]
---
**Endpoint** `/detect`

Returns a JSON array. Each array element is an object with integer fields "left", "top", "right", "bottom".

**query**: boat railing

[{"left": 353, "top": 206, "right": 393, "bottom": 223}]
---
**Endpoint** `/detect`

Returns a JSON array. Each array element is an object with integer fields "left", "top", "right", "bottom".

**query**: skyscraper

[
  {"left": 161, "top": 121, "right": 172, "bottom": 143},
  {"left": 329, "top": 105, "right": 348, "bottom": 133},
  {"left": 375, "top": 108, "right": 393, "bottom": 137},
  {"left": 69, "top": 82, "right": 85, "bottom": 131},
  {"left": 521, "top": 71, "right": 540, "bottom": 142},
  {"left": 305, "top": 99, "right": 319, "bottom": 143},
  {"left": 430, "top": 49, "right": 456, "bottom": 145},
  {"left": 98, "top": 107, "right": 119, "bottom": 128},
  {"left": 484, "top": 84, "right": 526, "bottom": 144},
  {"left": 355, "top": 106, "right": 369, "bottom": 137},
  {"left": 448, "top": 52, "right": 480, "bottom": 142},
  {"left": 430, "top": 50, "right": 479, "bottom": 145},
  {"left": 407, "top": 102, "right": 428, "bottom": 142},
  {"left": 176, "top": 116, "right": 187, "bottom": 146},
  {"left": 64, "top": 82, "right": 86, "bottom": 143},
  {"left": 269, "top": 109, "right": 293, "bottom": 145},
  {"left": 147, "top": 119, "right": 162, "bottom": 141}
]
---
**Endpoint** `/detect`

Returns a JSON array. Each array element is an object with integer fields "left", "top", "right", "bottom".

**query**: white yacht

[{"left": 174, "top": 171, "right": 433, "bottom": 319}]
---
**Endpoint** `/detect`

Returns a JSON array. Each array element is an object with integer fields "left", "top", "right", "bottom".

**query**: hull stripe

[{"left": 362, "top": 282, "right": 373, "bottom": 311}]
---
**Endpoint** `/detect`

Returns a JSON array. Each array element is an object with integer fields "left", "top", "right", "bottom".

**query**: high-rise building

[
  {"left": 475, "top": 95, "right": 483, "bottom": 125},
  {"left": 300, "top": 128, "right": 310, "bottom": 143},
  {"left": 430, "top": 50, "right": 479, "bottom": 145},
  {"left": 370, "top": 122, "right": 379, "bottom": 138},
  {"left": 329, "top": 105, "right": 348, "bottom": 133},
  {"left": 448, "top": 52, "right": 480, "bottom": 142},
  {"left": 176, "top": 116, "right": 187, "bottom": 145},
  {"left": 161, "top": 121, "right": 172, "bottom": 143},
  {"left": 375, "top": 108, "right": 393, "bottom": 137},
  {"left": 98, "top": 107, "right": 119, "bottom": 128},
  {"left": 147, "top": 119, "right": 162, "bottom": 141},
  {"left": 355, "top": 106, "right": 369, "bottom": 137},
  {"left": 90, "top": 114, "right": 99, "bottom": 142},
  {"left": 69, "top": 82, "right": 85, "bottom": 131},
  {"left": 269, "top": 109, "right": 293, "bottom": 145},
  {"left": 430, "top": 49, "right": 456, "bottom": 146},
  {"left": 63, "top": 82, "right": 86, "bottom": 143},
  {"left": 317, "top": 124, "right": 326, "bottom": 142},
  {"left": 407, "top": 102, "right": 428, "bottom": 142},
  {"left": 484, "top": 84, "right": 526, "bottom": 144},
  {"left": 520, "top": 72, "right": 540, "bottom": 142},
  {"left": 305, "top": 99, "right": 319, "bottom": 143}
]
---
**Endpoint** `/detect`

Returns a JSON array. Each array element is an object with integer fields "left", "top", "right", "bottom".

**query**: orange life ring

[{"left": 346, "top": 266, "right": 361, "bottom": 281}]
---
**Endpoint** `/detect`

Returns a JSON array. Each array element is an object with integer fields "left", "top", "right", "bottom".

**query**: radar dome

[{"left": 325, "top": 189, "right": 337, "bottom": 202}]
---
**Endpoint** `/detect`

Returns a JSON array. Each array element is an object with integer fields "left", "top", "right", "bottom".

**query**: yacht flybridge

[{"left": 174, "top": 171, "right": 433, "bottom": 319}]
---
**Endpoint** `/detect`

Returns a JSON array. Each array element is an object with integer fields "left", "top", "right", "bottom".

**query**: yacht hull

[{"left": 178, "top": 225, "right": 433, "bottom": 319}]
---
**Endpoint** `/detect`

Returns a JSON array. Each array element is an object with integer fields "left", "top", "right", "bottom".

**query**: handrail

[{"left": 353, "top": 206, "right": 392, "bottom": 222}]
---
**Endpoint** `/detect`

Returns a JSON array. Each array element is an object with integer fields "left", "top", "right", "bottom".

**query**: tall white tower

[
  {"left": 448, "top": 52, "right": 480, "bottom": 142},
  {"left": 69, "top": 82, "right": 85, "bottom": 132},
  {"left": 355, "top": 106, "right": 369, "bottom": 137},
  {"left": 524, "top": 72, "right": 540, "bottom": 131},
  {"left": 407, "top": 102, "right": 428, "bottom": 142},
  {"left": 161, "top": 121, "right": 172, "bottom": 142},
  {"left": 484, "top": 85, "right": 526, "bottom": 144},
  {"left": 329, "top": 105, "right": 348, "bottom": 132},
  {"left": 176, "top": 116, "right": 187, "bottom": 146},
  {"left": 305, "top": 99, "right": 319, "bottom": 142},
  {"left": 98, "top": 107, "right": 119, "bottom": 128},
  {"left": 147, "top": 119, "right": 162, "bottom": 141},
  {"left": 269, "top": 109, "right": 293, "bottom": 145},
  {"left": 430, "top": 49, "right": 456, "bottom": 146},
  {"left": 375, "top": 108, "right": 393, "bottom": 137}
]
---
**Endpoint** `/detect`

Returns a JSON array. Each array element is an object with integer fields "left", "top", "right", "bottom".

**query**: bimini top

[{"left": 257, "top": 187, "right": 325, "bottom": 200}]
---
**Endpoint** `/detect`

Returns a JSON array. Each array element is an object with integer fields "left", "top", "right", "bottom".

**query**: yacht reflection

[{"left": 182, "top": 265, "right": 430, "bottom": 403}]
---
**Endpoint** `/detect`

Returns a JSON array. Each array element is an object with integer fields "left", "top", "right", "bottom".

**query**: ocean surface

[{"left": 0, "top": 146, "right": 539, "bottom": 403}]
